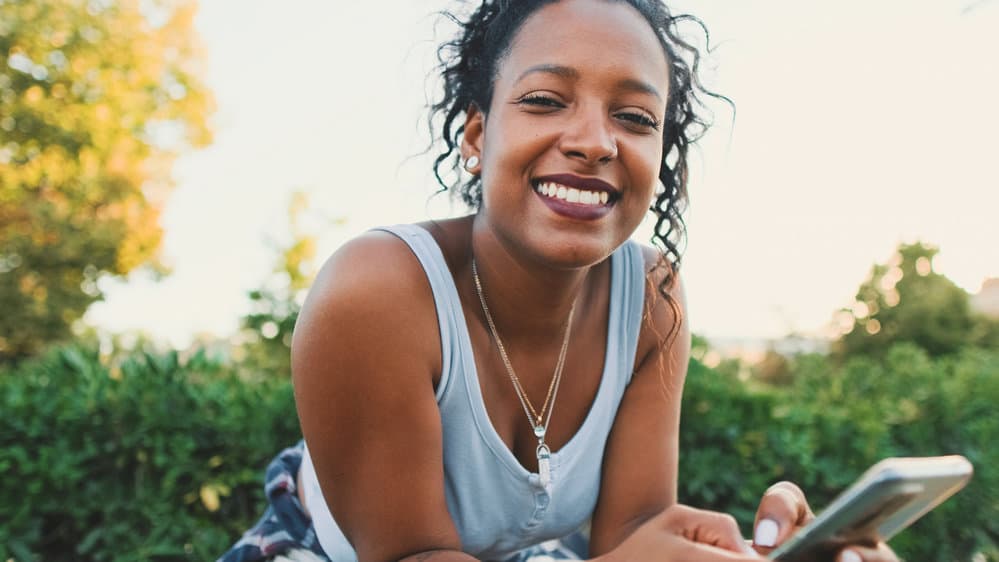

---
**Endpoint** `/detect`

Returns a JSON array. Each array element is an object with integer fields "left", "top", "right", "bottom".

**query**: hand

[
  {"left": 751, "top": 481, "right": 900, "bottom": 562},
  {"left": 603, "top": 504, "right": 764, "bottom": 561}
]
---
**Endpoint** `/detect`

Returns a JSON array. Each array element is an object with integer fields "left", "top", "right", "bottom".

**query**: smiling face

[{"left": 463, "top": 0, "right": 670, "bottom": 268}]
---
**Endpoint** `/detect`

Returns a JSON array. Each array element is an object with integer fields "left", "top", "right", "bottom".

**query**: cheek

[
  {"left": 482, "top": 124, "right": 552, "bottom": 185},
  {"left": 489, "top": 119, "right": 550, "bottom": 159},
  {"left": 625, "top": 143, "right": 664, "bottom": 195}
]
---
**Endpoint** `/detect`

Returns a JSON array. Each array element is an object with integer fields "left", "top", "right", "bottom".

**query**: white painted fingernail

[
  {"left": 754, "top": 518, "right": 779, "bottom": 547},
  {"left": 840, "top": 550, "right": 862, "bottom": 562}
]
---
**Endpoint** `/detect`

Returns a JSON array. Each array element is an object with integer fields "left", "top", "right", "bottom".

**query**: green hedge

[
  {"left": 2, "top": 343, "right": 996, "bottom": 560},
  {"left": 0, "top": 346, "right": 300, "bottom": 561}
]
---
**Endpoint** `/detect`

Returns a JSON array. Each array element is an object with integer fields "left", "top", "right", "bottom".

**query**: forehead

[{"left": 497, "top": 0, "right": 670, "bottom": 93}]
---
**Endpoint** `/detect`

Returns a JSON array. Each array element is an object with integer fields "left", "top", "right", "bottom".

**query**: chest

[
  {"left": 437, "top": 298, "right": 619, "bottom": 560},
  {"left": 463, "top": 292, "right": 610, "bottom": 474}
]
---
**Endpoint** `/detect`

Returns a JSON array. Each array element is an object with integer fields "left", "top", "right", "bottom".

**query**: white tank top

[{"left": 300, "top": 224, "right": 646, "bottom": 560}]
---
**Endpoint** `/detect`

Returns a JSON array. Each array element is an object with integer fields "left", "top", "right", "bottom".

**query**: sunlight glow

[
  {"left": 885, "top": 289, "right": 901, "bottom": 307},
  {"left": 916, "top": 257, "right": 933, "bottom": 277},
  {"left": 851, "top": 301, "right": 870, "bottom": 319}
]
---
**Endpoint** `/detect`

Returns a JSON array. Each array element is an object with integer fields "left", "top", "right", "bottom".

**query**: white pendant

[{"left": 537, "top": 443, "right": 552, "bottom": 491}]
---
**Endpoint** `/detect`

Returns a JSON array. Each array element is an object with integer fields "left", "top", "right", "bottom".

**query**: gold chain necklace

[{"left": 471, "top": 258, "right": 577, "bottom": 491}]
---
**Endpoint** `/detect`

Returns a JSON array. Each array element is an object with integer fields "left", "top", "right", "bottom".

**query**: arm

[
  {"left": 586, "top": 252, "right": 771, "bottom": 562},
  {"left": 292, "top": 231, "right": 470, "bottom": 562},
  {"left": 588, "top": 249, "right": 690, "bottom": 554}
]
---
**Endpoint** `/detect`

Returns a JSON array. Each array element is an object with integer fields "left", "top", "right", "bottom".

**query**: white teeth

[{"left": 535, "top": 182, "right": 612, "bottom": 206}]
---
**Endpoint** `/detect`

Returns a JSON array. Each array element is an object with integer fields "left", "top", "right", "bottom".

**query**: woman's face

[{"left": 465, "top": 0, "right": 669, "bottom": 268}]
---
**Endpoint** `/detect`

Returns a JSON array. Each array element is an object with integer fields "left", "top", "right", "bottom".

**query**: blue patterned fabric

[
  {"left": 218, "top": 442, "right": 328, "bottom": 562},
  {"left": 219, "top": 441, "right": 585, "bottom": 561}
]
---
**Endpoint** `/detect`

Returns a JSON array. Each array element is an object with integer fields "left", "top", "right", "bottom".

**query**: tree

[
  {"left": 834, "top": 242, "right": 982, "bottom": 357},
  {"left": 237, "top": 192, "right": 326, "bottom": 377},
  {"left": 0, "top": 0, "right": 213, "bottom": 362}
]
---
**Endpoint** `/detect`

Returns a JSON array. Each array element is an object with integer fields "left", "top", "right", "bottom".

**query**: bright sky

[{"left": 86, "top": 0, "right": 999, "bottom": 349}]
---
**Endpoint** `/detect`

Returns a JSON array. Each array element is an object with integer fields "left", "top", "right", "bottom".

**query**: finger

[
  {"left": 837, "top": 543, "right": 900, "bottom": 562},
  {"left": 669, "top": 536, "right": 765, "bottom": 561},
  {"left": 753, "top": 482, "right": 815, "bottom": 549},
  {"left": 660, "top": 505, "right": 756, "bottom": 555}
]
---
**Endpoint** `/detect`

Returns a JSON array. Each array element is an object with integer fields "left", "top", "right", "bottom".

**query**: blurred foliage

[
  {"left": 834, "top": 242, "right": 999, "bottom": 358},
  {"left": 0, "top": 0, "right": 213, "bottom": 362},
  {"left": 751, "top": 348, "right": 793, "bottom": 386},
  {"left": 237, "top": 192, "right": 322, "bottom": 377},
  {"left": 0, "top": 344, "right": 299, "bottom": 561}
]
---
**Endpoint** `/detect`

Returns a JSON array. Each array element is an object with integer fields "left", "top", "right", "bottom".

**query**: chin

[
  {"left": 523, "top": 229, "right": 623, "bottom": 270},
  {"left": 483, "top": 202, "right": 634, "bottom": 270}
]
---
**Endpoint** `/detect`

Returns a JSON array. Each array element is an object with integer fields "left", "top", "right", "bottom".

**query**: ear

[{"left": 461, "top": 103, "right": 485, "bottom": 174}]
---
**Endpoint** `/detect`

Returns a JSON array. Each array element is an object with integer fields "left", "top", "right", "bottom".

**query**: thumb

[{"left": 753, "top": 482, "right": 813, "bottom": 550}]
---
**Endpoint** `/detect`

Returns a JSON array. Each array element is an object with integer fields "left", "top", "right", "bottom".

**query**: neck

[{"left": 468, "top": 215, "right": 591, "bottom": 343}]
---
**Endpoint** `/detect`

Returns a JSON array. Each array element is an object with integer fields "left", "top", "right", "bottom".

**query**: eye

[
  {"left": 516, "top": 92, "right": 565, "bottom": 109},
  {"left": 614, "top": 110, "right": 660, "bottom": 131},
  {"left": 615, "top": 110, "right": 661, "bottom": 132}
]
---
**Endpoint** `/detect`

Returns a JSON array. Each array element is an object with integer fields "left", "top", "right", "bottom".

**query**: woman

[{"left": 222, "top": 1, "right": 899, "bottom": 560}]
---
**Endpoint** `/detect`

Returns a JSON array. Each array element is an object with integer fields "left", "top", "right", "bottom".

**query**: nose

[{"left": 558, "top": 105, "right": 618, "bottom": 165}]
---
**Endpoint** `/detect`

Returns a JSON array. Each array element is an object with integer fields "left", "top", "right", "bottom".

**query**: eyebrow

[
  {"left": 516, "top": 63, "right": 580, "bottom": 83},
  {"left": 515, "top": 63, "right": 664, "bottom": 102},
  {"left": 618, "top": 78, "right": 664, "bottom": 102}
]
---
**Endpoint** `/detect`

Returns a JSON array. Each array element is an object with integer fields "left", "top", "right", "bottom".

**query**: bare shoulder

[
  {"left": 292, "top": 228, "right": 442, "bottom": 392},
  {"left": 303, "top": 229, "right": 434, "bottom": 316}
]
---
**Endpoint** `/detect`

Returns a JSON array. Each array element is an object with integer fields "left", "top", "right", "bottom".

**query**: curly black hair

[{"left": 429, "top": 0, "right": 729, "bottom": 341}]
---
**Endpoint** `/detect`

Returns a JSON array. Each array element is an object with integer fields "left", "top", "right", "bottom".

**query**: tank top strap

[
  {"left": 613, "top": 239, "right": 647, "bottom": 385},
  {"left": 373, "top": 224, "right": 463, "bottom": 401}
]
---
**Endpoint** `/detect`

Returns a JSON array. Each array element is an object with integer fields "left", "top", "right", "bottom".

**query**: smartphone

[{"left": 768, "top": 455, "right": 973, "bottom": 561}]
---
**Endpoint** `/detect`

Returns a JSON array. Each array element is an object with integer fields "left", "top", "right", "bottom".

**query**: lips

[{"left": 531, "top": 173, "right": 619, "bottom": 221}]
